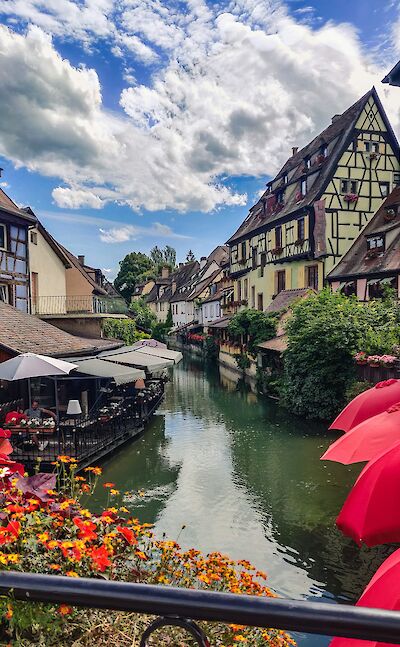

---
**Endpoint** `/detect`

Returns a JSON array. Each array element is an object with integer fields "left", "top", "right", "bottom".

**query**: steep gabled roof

[
  {"left": 227, "top": 88, "right": 398, "bottom": 244},
  {"left": 0, "top": 302, "right": 120, "bottom": 357},
  {"left": 154, "top": 261, "right": 199, "bottom": 303},
  {"left": 0, "top": 190, "right": 36, "bottom": 223},
  {"left": 383, "top": 61, "right": 400, "bottom": 87},
  {"left": 328, "top": 187, "right": 400, "bottom": 279},
  {"left": 35, "top": 221, "right": 71, "bottom": 268}
]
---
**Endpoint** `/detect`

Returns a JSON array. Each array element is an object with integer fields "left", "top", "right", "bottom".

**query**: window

[
  {"left": 283, "top": 174, "right": 288, "bottom": 184},
  {"left": 0, "top": 224, "right": 6, "bottom": 250},
  {"left": 240, "top": 241, "right": 246, "bottom": 260},
  {"left": 297, "top": 218, "right": 305, "bottom": 241},
  {"left": 0, "top": 284, "right": 9, "bottom": 303},
  {"left": 365, "top": 141, "right": 379, "bottom": 153},
  {"left": 301, "top": 178, "right": 307, "bottom": 195},
  {"left": 252, "top": 246, "right": 258, "bottom": 270},
  {"left": 275, "top": 226, "right": 282, "bottom": 248},
  {"left": 341, "top": 179, "right": 358, "bottom": 194},
  {"left": 257, "top": 293, "right": 264, "bottom": 311},
  {"left": 30, "top": 230, "right": 38, "bottom": 245},
  {"left": 277, "top": 190, "right": 285, "bottom": 204},
  {"left": 306, "top": 265, "right": 319, "bottom": 290},
  {"left": 237, "top": 280, "right": 242, "bottom": 302},
  {"left": 277, "top": 270, "right": 286, "bottom": 294},
  {"left": 251, "top": 286, "right": 255, "bottom": 308},
  {"left": 394, "top": 172, "right": 400, "bottom": 187},
  {"left": 367, "top": 235, "right": 385, "bottom": 251},
  {"left": 321, "top": 144, "right": 328, "bottom": 158},
  {"left": 305, "top": 157, "right": 311, "bottom": 169},
  {"left": 244, "top": 278, "right": 248, "bottom": 300},
  {"left": 210, "top": 305, "right": 214, "bottom": 319},
  {"left": 380, "top": 182, "right": 390, "bottom": 198}
]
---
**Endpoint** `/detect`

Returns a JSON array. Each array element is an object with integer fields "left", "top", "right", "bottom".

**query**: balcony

[{"left": 31, "top": 295, "right": 128, "bottom": 316}]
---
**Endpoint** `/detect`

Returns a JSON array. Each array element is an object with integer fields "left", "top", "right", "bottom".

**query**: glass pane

[
  {"left": 15, "top": 283, "right": 27, "bottom": 298},
  {"left": 10, "top": 226, "right": 18, "bottom": 239},
  {"left": 16, "top": 242, "right": 26, "bottom": 257},
  {"left": 0, "top": 226, "right": 5, "bottom": 249},
  {"left": 7, "top": 257, "right": 14, "bottom": 272},
  {"left": 18, "top": 227, "right": 27, "bottom": 242},
  {"left": 15, "top": 259, "right": 26, "bottom": 274},
  {"left": 15, "top": 298, "right": 28, "bottom": 312},
  {"left": 0, "top": 256, "right": 6, "bottom": 270},
  {"left": 10, "top": 239, "right": 17, "bottom": 253}
]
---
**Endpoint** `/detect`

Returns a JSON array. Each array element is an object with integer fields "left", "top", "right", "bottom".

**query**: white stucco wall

[{"left": 201, "top": 300, "right": 221, "bottom": 324}]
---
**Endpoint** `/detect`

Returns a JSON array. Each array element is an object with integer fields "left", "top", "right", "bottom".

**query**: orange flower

[
  {"left": 103, "top": 483, "right": 115, "bottom": 488},
  {"left": 117, "top": 525, "right": 137, "bottom": 546},
  {"left": 91, "top": 546, "right": 110, "bottom": 572},
  {"left": 5, "top": 604, "right": 13, "bottom": 620},
  {"left": 50, "top": 564, "right": 61, "bottom": 571},
  {"left": 58, "top": 604, "right": 73, "bottom": 616},
  {"left": 73, "top": 517, "right": 97, "bottom": 542},
  {"left": 66, "top": 570, "right": 79, "bottom": 577}
]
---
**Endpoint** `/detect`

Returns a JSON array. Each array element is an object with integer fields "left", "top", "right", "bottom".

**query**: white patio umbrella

[{"left": 0, "top": 353, "right": 78, "bottom": 381}]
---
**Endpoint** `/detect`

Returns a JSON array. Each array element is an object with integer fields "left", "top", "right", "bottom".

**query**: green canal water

[{"left": 95, "top": 356, "right": 392, "bottom": 646}]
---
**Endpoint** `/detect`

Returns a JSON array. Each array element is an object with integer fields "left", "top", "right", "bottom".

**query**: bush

[
  {"left": 235, "top": 352, "right": 251, "bottom": 372},
  {"left": 282, "top": 289, "right": 400, "bottom": 420},
  {"left": 345, "top": 380, "right": 374, "bottom": 404},
  {"left": 129, "top": 298, "right": 157, "bottom": 330},
  {"left": 103, "top": 319, "right": 150, "bottom": 345},
  {"left": 228, "top": 309, "right": 278, "bottom": 355},
  {"left": 0, "top": 457, "right": 294, "bottom": 647}
]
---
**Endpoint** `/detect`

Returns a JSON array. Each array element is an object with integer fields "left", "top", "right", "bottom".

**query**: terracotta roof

[
  {"left": 328, "top": 187, "right": 400, "bottom": 280},
  {"left": 227, "top": 88, "right": 398, "bottom": 244},
  {"left": 58, "top": 244, "right": 108, "bottom": 295},
  {"left": 0, "top": 302, "right": 120, "bottom": 357},
  {"left": 265, "top": 288, "right": 314, "bottom": 312},
  {"left": 258, "top": 335, "right": 288, "bottom": 353}
]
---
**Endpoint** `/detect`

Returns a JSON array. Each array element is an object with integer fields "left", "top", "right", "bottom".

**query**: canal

[{"left": 95, "top": 356, "right": 391, "bottom": 646}]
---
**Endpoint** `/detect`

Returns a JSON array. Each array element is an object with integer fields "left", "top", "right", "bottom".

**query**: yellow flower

[
  {"left": 110, "top": 489, "right": 120, "bottom": 496},
  {"left": 7, "top": 554, "right": 20, "bottom": 564},
  {"left": 66, "top": 570, "right": 79, "bottom": 577}
]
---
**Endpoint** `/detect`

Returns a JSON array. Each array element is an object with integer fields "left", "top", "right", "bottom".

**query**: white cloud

[
  {"left": 0, "top": 2, "right": 399, "bottom": 216},
  {"left": 99, "top": 222, "right": 190, "bottom": 243}
]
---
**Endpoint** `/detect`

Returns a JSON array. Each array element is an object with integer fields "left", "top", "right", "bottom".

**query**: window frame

[
  {"left": 367, "top": 235, "right": 385, "bottom": 251},
  {"left": 277, "top": 270, "right": 286, "bottom": 294},
  {"left": 297, "top": 218, "right": 305, "bottom": 241},
  {"left": 0, "top": 224, "right": 7, "bottom": 251},
  {"left": 275, "top": 225, "right": 282, "bottom": 248},
  {"left": 306, "top": 265, "right": 319, "bottom": 290},
  {"left": 379, "top": 182, "right": 390, "bottom": 198},
  {"left": 301, "top": 178, "right": 307, "bottom": 195}
]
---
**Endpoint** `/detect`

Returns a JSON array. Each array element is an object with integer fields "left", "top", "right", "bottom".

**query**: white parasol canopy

[{"left": 0, "top": 353, "right": 78, "bottom": 381}]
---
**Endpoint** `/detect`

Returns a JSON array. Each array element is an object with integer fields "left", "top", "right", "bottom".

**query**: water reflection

[{"left": 96, "top": 357, "right": 391, "bottom": 644}]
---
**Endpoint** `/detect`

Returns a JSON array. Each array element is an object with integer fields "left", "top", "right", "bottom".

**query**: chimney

[
  {"left": 78, "top": 255, "right": 85, "bottom": 266},
  {"left": 161, "top": 265, "right": 170, "bottom": 279},
  {"left": 292, "top": 147, "right": 298, "bottom": 156},
  {"left": 171, "top": 280, "right": 177, "bottom": 294},
  {"left": 200, "top": 256, "right": 207, "bottom": 270},
  {"left": 331, "top": 114, "right": 341, "bottom": 124}
]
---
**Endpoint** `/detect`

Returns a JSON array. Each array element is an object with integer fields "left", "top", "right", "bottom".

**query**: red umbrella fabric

[
  {"left": 329, "top": 379, "right": 400, "bottom": 432},
  {"left": 337, "top": 440, "right": 400, "bottom": 547},
  {"left": 330, "top": 548, "right": 400, "bottom": 647},
  {"left": 322, "top": 404, "right": 400, "bottom": 465}
]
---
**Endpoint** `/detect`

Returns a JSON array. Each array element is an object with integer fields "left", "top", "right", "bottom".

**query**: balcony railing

[
  {"left": 32, "top": 295, "right": 128, "bottom": 316},
  {"left": 2, "top": 571, "right": 400, "bottom": 646}
]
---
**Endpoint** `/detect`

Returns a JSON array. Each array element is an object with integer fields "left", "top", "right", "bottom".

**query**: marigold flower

[
  {"left": 5, "top": 604, "right": 13, "bottom": 620},
  {"left": 110, "top": 489, "right": 120, "bottom": 496},
  {"left": 66, "top": 570, "right": 79, "bottom": 577},
  {"left": 58, "top": 604, "right": 73, "bottom": 616},
  {"left": 103, "top": 482, "right": 115, "bottom": 488},
  {"left": 57, "top": 456, "right": 71, "bottom": 463},
  {"left": 50, "top": 564, "right": 61, "bottom": 571}
]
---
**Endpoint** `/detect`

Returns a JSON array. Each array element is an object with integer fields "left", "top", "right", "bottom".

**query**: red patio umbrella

[
  {"left": 329, "top": 379, "right": 400, "bottom": 432},
  {"left": 330, "top": 548, "right": 400, "bottom": 647},
  {"left": 337, "top": 440, "right": 400, "bottom": 547},
  {"left": 322, "top": 404, "right": 400, "bottom": 465}
]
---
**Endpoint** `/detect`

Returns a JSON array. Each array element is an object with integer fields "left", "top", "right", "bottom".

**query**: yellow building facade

[{"left": 227, "top": 88, "right": 400, "bottom": 310}]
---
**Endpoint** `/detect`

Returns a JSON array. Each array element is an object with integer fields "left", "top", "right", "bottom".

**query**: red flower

[
  {"left": 91, "top": 546, "right": 111, "bottom": 572},
  {"left": 117, "top": 525, "right": 137, "bottom": 545},
  {"left": 73, "top": 517, "right": 97, "bottom": 542},
  {"left": 0, "top": 455, "right": 24, "bottom": 476},
  {"left": 0, "top": 520, "right": 20, "bottom": 545},
  {"left": 0, "top": 429, "right": 11, "bottom": 439}
]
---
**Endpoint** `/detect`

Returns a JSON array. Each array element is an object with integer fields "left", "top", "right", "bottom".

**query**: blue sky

[{"left": 0, "top": 0, "right": 399, "bottom": 278}]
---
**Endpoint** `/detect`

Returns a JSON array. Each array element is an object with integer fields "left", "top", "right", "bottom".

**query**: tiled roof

[
  {"left": 227, "top": 88, "right": 396, "bottom": 244},
  {"left": 0, "top": 302, "right": 119, "bottom": 357},
  {"left": 0, "top": 190, "right": 36, "bottom": 222},
  {"left": 328, "top": 187, "right": 400, "bottom": 279},
  {"left": 150, "top": 261, "right": 199, "bottom": 304},
  {"left": 265, "top": 288, "right": 314, "bottom": 312}
]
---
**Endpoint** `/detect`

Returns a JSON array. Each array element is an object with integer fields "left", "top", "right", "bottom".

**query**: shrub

[
  {"left": 103, "top": 319, "right": 150, "bottom": 345},
  {"left": 345, "top": 381, "right": 374, "bottom": 404},
  {"left": 0, "top": 457, "right": 294, "bottom": 647},
  {"left": 282, "top": 289, "right": 400, "bottom": 420},
  {"left": 204, "top": 335, "right": 219, "bottom": 360},
  {"left": 235, "top": 352, "right": 251, "bottom": 372}
]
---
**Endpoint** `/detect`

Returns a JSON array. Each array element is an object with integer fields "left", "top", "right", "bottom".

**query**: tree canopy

[
  {"left": 129, "top": 297, "right": 157, "bottom": 331},
  {"left": 114, "top": 252, "right": 154, "bottom": 302},
  {"left": 150, "top": 245, "right": 176, "bottom": 273}
]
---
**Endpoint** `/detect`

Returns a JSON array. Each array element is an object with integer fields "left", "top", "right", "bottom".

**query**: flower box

[
  {"left": 354, "top": 351, "right": 367, "bottom": 365},
  {"left": 365, "top": 248, "right": 382, "bottom": 260},
  {"left": 369, "top": 152, "right": 380, "bottom": 160},
  {"left": 384, "top": 208, "right": 397, "bottom": 222},
  {"left": 344, "top": 193, "right": 359, "bottom": 203}
]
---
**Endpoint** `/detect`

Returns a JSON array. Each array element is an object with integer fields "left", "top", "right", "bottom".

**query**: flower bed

[{"left": 0, "top": 452, "right": 294, "bottom": 646}]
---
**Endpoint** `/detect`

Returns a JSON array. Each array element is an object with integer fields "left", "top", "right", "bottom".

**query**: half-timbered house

[{"left": 226, "top": 88, "right": 400, "bottom": 310}]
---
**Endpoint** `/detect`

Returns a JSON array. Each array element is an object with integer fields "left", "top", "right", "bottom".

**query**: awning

[
  {"left": 208, "top": 316, "right": 232, "bottom": 329},
  {"left": 74, "top": 358, "right": 145, "bottom": 385},
  {"left": 134, "top": 346, "right": 182, "bottom": 364},
  {"left": 99, "top": 349, "right": 173, "bottom": 373}
]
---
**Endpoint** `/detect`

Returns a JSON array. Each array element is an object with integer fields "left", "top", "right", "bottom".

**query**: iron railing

[
  {"left": 31, "top": 295, "right": 128, "bottom": 316},
  {"left": 1, "top": 571, "right": 400, "bottom": 646}
]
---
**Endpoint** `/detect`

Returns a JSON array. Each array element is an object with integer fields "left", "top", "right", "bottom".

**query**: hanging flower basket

[{"left": 344, "top": 193, "right": 359, "bottom": 203}]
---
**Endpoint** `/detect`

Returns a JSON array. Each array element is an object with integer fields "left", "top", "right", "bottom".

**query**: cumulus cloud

[{"left": 0, "top": 2, "right": 399, "bottom": 215}]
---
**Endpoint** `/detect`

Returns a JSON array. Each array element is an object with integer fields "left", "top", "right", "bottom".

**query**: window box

[
  {"left": 344, "top": 193, "right": 359, "bottom": 203},
  {"left": 272, "top": 246, "right": 283, "bottom": 256},
  {"left": 369, "top": 152, "right": 380, "bottom": 160},
  {"left": 316, "top": 153, "right": 326, "bottom": 165},
  {"left": 384, "top": 208, "right": 397, "bottom": 222}
]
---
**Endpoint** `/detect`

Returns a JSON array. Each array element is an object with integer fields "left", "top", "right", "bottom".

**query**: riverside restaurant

[{"left": 0, "top": 302, "right": 181, "bottom": 470}]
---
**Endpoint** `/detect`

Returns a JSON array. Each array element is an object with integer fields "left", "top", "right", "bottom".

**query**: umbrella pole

[{"left": 28, "top": 377, "right": 31, "bottom": 409}]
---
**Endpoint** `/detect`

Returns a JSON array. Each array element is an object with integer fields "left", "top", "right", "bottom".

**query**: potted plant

[
  {"left": 367, "top": 355, "right": 381, "bottom": 368},
  {"left": 355, "top": 351, "right": 368, "bottom": 365},
  {"left": 380, "top": 355, "right": 397, "bottom": 368}
]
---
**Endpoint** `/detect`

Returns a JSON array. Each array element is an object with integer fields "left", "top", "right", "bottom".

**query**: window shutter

[
  {"left": 285, "top": 268, "right": 292, "bottom": 289},
  {"left": 298, "top": 265, "right": 305, "bottom": 288},
  {"left": 271, "top": 229, "right": 276, "bottom": 249},
  {"left": 304, "top": 216, "right": 309, "bottom": 240}
]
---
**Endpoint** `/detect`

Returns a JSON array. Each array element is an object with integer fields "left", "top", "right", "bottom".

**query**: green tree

[
  {"left": 150, "top": 245, "right": 177, "bottom": 274},
  {"left": 228, "top": 309, "right": 278, "bottom": 355},
  {"left": 114, "top": 252, "right": 154, "bottom": 302},
  {"left": 282, "top": 289, "right": 400, "bottom": 420},
  {"left": 103, "top": 319, "right": 150, "bottom": 345},
  {"left": 152, "top": 306, "right": 173, "bottom": 342},
  {"left": 129, "top": 297, "right": 157, "bottom": 331},
  {"left": 165, "top": 305, "right": 173, "bottom": 329}
]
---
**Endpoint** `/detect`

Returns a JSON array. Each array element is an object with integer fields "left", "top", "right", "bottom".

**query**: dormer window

[
  {"left": 367, "top": 235, "right": 385, "bottom": 251},
  {"left": 305, "top": 157, "right": 311, "bottom": 169},
  {"left": 283, "top": 174, "right": 288, "bottom": 185},
  {"left": 301, "top": 178, "right": 307, "bottom": 195},
  {"left": 276, "top": 190, "right": 285, "bottom": 204}
]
